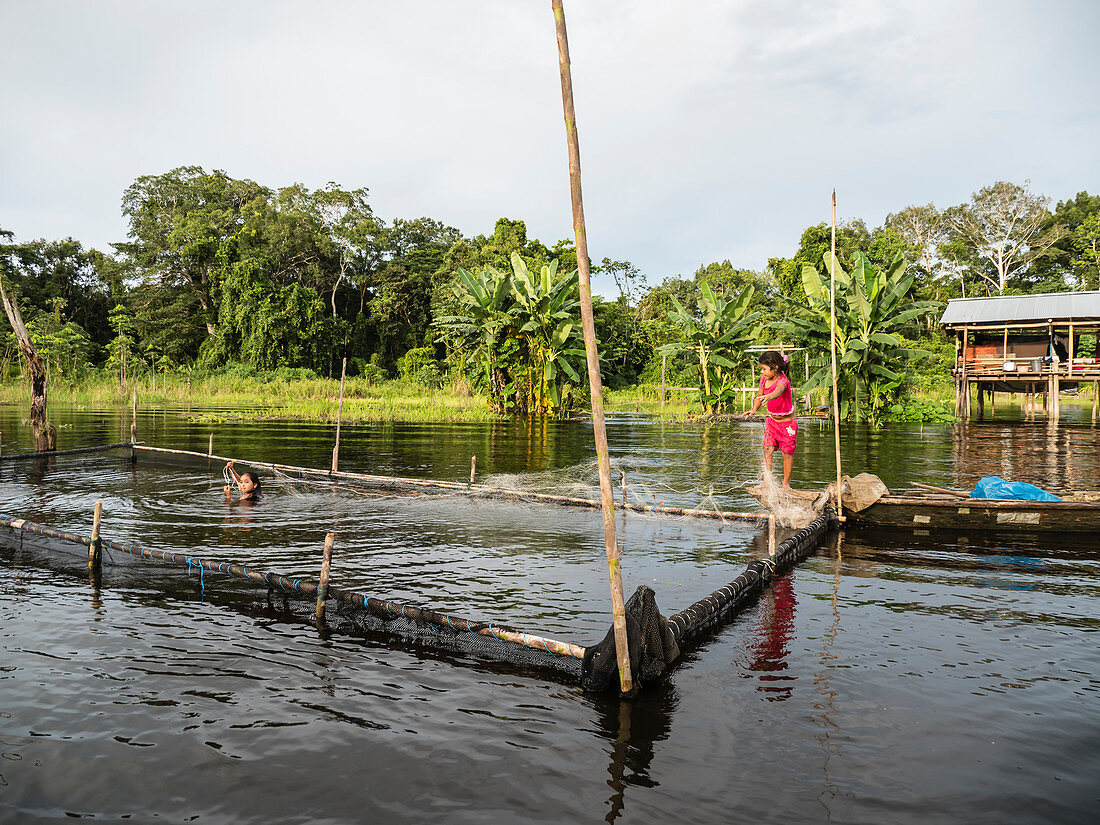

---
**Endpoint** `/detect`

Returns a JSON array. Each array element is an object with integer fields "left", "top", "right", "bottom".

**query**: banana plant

[
  {"left": 782, "top": 251, "right": 939, "bottom": 421},
  {"left": 657, "top": 282, "right": 761, "bottom": 413},
  {"left": 509, "top": 253, "right": 585, "bottom": 415},
  {"left": 434, "top": 264, "right": 514, "bottom": 408}
]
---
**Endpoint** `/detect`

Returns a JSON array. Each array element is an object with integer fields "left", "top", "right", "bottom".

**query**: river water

[{"left": 0, "top": 403, "right": 1097, "bottom": 824}]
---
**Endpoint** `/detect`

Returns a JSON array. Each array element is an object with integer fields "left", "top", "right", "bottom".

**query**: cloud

[{"left": 1, "top": 0, "right": 1097, "bottom": 296}]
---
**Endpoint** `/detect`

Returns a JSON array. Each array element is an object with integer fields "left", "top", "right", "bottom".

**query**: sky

[{"left": 2, "top": 0, "right": 1098, "bottom": 296}]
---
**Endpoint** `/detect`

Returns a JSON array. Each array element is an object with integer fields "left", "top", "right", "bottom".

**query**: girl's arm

[
  {"left": 759, "top": 376, "right": 789, "bottom": 402},
  {"left": 225, "top": 461, "right": 241, "bottom": 500}
]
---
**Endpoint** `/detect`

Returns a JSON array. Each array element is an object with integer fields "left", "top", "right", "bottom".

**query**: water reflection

[
  {"left": 813, "top": 531, "right": 844, "bottom": 818},
  {"left": 595, "top": 686, "right": 675, "bottom": 823}
]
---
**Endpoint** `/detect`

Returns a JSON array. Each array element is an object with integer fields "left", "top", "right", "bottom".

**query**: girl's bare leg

[
  {"left": 781, "top": 452, "right": 793, "bottom": 489},
  {"left": 763, "top": 444, "right": 775, "bottom": 478}
]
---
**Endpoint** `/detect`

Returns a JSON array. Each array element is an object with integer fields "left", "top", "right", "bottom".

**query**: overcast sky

[{"left": 2, "top": 0, "right": 1098, "bottom": 295}]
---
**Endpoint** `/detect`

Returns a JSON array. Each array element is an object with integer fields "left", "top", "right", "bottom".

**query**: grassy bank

[
  {"left": 0, "top": 373, "right": 495, "bottom": 424},
  {"left": 3, "top": 373, "right": 1084, "bottom": 424}
]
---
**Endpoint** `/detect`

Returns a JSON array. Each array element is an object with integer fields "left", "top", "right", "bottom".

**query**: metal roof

[{"left": 939, "top": 291, "right": 1100, "bottom": 326}]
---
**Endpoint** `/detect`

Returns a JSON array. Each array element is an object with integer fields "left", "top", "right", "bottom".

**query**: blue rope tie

[{"left": 186, "top": 558, "right": 205, "bottom": 593}]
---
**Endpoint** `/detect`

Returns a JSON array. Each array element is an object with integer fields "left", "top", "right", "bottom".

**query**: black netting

[{"left": 581, "top": 585, "right": 680, "bottom": 695}]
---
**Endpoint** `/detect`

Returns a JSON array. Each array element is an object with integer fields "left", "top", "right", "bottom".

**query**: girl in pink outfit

[{"left": 743, "top": 350, "right": 798, "bottom": 489}]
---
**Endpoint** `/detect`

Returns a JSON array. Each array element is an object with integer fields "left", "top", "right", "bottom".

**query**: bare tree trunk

[{"left": 0, "top": 275, "right": 55, "bottom": 451}]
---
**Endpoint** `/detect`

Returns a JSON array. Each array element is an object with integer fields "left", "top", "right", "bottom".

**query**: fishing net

[{"left": 0, "top": 443, "right": 836, "bottom": 694}]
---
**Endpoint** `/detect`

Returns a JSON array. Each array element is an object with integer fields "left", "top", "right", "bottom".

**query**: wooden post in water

[
  {"left": 89, "top": 499, "right": 103, "bottom": 570},
  {"left": 620, "top": 469, "right": 627, "bottom": 511},
  {"left": 331, "top": 357, "right": 347, "bottom": 474},
  {"left": 208, "top": 432, "right": 213, "bottom": 457},
  {"left": 660, "top": 354, "right": 666, "bottom": 409},
  {"left": 1093, "top": 380, "right": 1098, "bottom": 422},
  {"left": 768, "top": 512, "right": 776, "bottom": 557},
  {"left": 828, "top": 191, "right": 845, "bottom": 522},
  {"left": 316, "top": 532, "right": 335, "bottom": 623},
  {"left": 470, "top": 454, "right": 477, "bottom": 486},
  {"left": 131, "top": 389, "right": 137, "bottom": 441},
  {"left": 552, "top": 0, "right": 633, "bottom": 695}
]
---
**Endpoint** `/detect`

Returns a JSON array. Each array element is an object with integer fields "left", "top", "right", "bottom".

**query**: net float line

[
  {"left": 0, "top": 442, "right": 135, "bottom": 462},
  {"left": 0, "top": 512, "right": 587, "bottom": 661},
  {"left": 666, "top": 510, "right": 834, "bottom": 644},
  {"left": 132, "top": 444, "right": 770, "bottom": 525}
]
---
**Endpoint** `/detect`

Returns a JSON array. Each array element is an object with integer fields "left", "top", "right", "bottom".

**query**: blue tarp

[{"left": 969, "top": 476, "right": 1061, "bottom": 502}]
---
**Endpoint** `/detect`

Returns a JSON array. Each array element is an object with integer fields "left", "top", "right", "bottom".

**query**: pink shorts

[{"left": 764, "top": 416, "right": 798, "bottom": 454}]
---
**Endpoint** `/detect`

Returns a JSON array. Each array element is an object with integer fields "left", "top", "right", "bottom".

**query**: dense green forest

[{"left": 1, "top": 167, "right": 1098, "bottom": 419}]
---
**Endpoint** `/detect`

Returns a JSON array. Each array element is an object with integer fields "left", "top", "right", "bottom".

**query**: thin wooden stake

[
  {"left": 208, "top": 432, "right": 213, "bottom": 457},
  {"left": 331, "top": 357, "right": 347, "bottom": 474},
  {"left": 660, "top": 353, "right": 666, "bottom": 409},
  {"left": 553, "top": 0, "right": 633, "bottom": 695},
  {"left": 829, "top": 190, "right": 845, "bottom": 522},
  {"left": 620, "top": 469, "right": 627, "bottom": 511},
  {"left": 768, "top": 512, "right": 776, "bottom": 557},
  {"left": 316, "top": 532, "right": 335, "bottom": 623},
  {"left": 89, "top": 499, "right": 103, "bottom": 569},
  {"left": 130, "top": 388, "right": 137, "bottom": 443},
  {"left": 470, "top": 454, "right": 477, "bottom": 486}
]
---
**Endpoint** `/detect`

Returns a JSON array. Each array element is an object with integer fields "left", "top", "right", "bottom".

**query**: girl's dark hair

[
  {"left": 759, "top": 350, "right": 789, "bottom": 376},
  {"left": 241, "top": 471, "right": 262, "bottom": 494}
]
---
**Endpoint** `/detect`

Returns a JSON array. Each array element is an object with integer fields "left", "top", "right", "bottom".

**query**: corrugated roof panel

[{"left": 940, "top": 291, "right": 1100, "bottom": 325}]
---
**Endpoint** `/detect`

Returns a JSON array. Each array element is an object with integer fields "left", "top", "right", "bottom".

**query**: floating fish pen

[{"left": 0, "top": 443, "right": 835, "bottom": 694}]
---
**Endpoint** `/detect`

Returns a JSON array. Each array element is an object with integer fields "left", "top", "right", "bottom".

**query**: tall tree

[
  {"left": 948, "top": 181, "right": 1063, "bottom": 295},
  {"left": 121, "top": 167, "right": 269, "bottom": 335}
]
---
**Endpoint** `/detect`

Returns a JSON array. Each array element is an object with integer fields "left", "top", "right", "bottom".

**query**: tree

[
  {"left": 948, "top": 181, "right": 1063, "bottom": 295},
  {"left": 1039, "top": 192, "right": 1100, "bottom": 290},
  {"left": 508, "top": 254, "right": 585, "bottom": 414},
  {"left": 658, "top": 282, "right": 761, "bottom": 413},
  {"left": 0, "top": 230, "right": 54, "bottom": 450},
  {"left": 768, "top": 220, "right": 873, "bottom": 303},
  {"left": 782, "top": 252, "right": 938, "bottom": 421},
  {"left": 121, "top": 167, "right": 269, "bottom": 336}
]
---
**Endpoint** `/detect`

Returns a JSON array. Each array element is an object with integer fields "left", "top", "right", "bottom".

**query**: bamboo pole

[
  {"left": 131, "top": 389, "right": 137, "bottom": 442},
  {"left": 552, "top": 0, "right": 632, "bottom": 694},
  {"left": 331, "top": 357, "right": 347, "bottom": 474},
  {"left": 660, "top": 353, "right": 666, "bottom": 409},
  {"left": 208, "top": 433, "right": 214, "bottom": 457},
  {"left": 89, "top": 499, "right": 102, "bottom": 569},
  {"left": 828, "top": 191, "right": 844, "bottom": 522},
  {"left": 620, "top": 469, "right": 627, "bottom": 511},
  {"left": 1093, "top": 380, "right": 1098, "bottom": 422},
  {"left": 316, "top": 532, "right": 334, "bottom": 623},
  {"left": 768, "top": 512, "right": 776, "bottom": 556},
  {"left": 469, "top": 454, "right": 477, "bottom": 486}
]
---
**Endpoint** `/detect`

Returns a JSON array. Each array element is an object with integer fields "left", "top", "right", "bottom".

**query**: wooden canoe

[{"left": 844, "top": 489, "right": 1100, "bottom": 533}]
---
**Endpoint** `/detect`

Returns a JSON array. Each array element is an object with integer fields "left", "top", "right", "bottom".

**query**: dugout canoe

[{"left": 843, "top": 488, "right": 1100, "bottom": 533}]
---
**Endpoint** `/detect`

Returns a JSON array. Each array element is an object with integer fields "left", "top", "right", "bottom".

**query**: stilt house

[{"left": 940, "top": 291, "right": 1100, "bottom": 421}]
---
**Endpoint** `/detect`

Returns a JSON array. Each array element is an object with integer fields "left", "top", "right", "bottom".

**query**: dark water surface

[{"left": 1, "top": 403, "right": 1098, "bottom": 823}]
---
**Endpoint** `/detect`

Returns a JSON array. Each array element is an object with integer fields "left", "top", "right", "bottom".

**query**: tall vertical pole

[
  {"left": 331, "top": 357, "right": 347, "bottom": 474},
  {"left": 316, "top": 532, "right": 335, "bottom": 624},
  {"left": 829, "top": 191, "right": 844, "bottom": 522},
  {"left": 552, "top": 0, "right": 633, "bottom": 695},
  {"left": 89, "top": 499, "right": 103, "bottom": 570}
]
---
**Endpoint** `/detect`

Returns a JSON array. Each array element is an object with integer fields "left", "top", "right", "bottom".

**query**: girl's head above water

[{"left": 758, "top": 350, "right": 789, "bottom": 377}]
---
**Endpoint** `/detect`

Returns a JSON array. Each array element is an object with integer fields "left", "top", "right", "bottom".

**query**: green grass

[{"left": 0, "top": 373, "right": 496, "bottom": 423}]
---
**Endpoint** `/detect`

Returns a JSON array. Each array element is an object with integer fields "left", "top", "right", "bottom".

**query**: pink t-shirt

[{"left": 760, "top": 374, "right": 794, "bottom": 416}]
